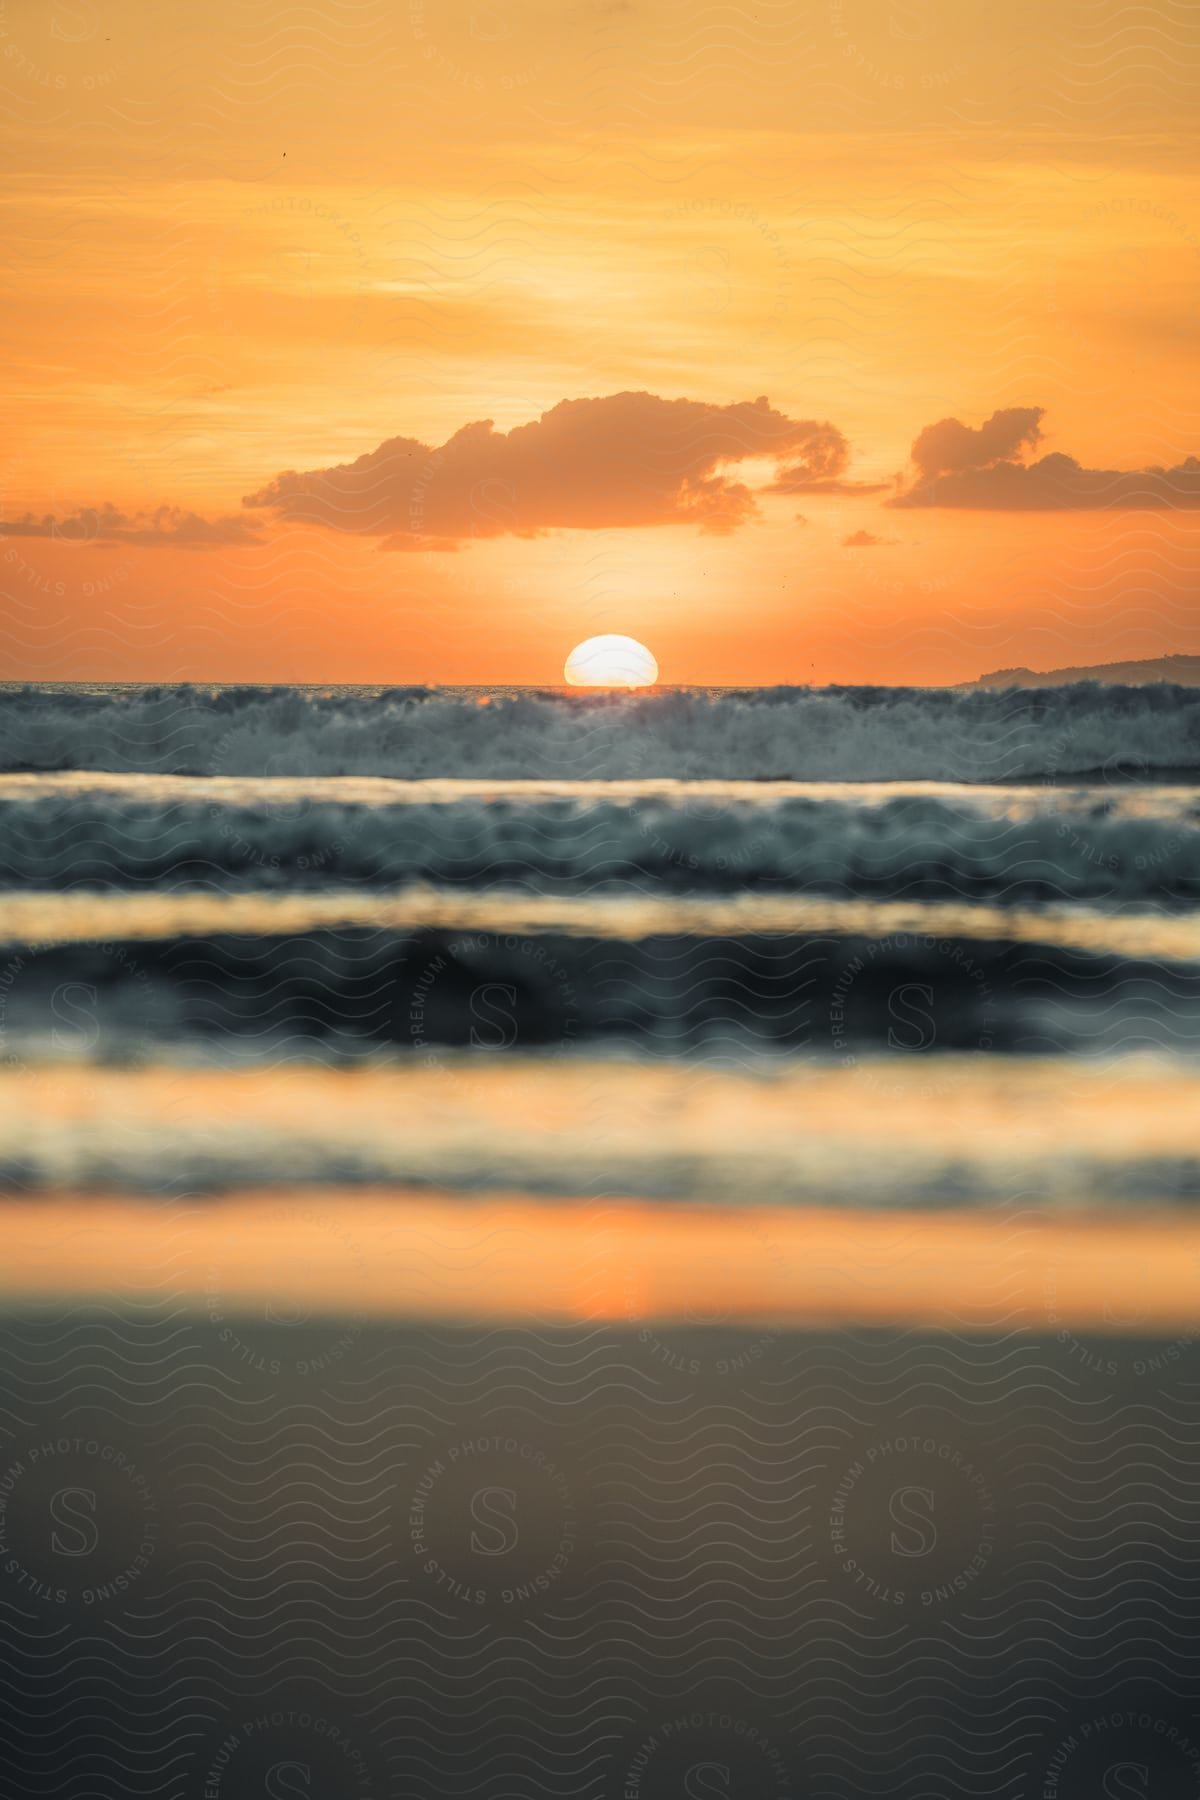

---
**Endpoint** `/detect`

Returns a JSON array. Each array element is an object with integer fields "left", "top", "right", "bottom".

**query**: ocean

[{"left": 0, "top": 680, "right": 1197, "bottom": 1797}]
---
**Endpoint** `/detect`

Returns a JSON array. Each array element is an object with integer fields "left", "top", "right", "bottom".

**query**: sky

[{"left": 2, "top": 0, "right": 1198, "bottom": 686}]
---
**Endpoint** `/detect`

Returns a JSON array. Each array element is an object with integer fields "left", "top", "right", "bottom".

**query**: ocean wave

[
  {"left": 0, "top": 783, "right": 1196, "bottom": 902},
  {"left": 0, "top": 926, "right": 1196, "bottom": 1063},
  {"left": 1, "top": 681, "right": 1197, "bottom": 781},
  {"left": 2, "top": 883, "right": 1197, "bottom": 963}
]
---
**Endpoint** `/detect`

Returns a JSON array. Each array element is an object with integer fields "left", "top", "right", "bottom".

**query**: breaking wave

[
  {"left": 1, "top": 681, "right": 1197, "bottom": 782},
  {"left": 0, "top": 782, "right": 1195, "bottom": 902}
]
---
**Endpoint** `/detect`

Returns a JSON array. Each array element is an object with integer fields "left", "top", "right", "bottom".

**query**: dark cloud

[
  {"left": 2, "top": 504, "right": 263, "bottom": 547},
  {"left": 843, "top": 528, "right": 898, "bottom": 546},
  {"left": 243, "top": 391, "right": 855, "bottom": 545},
  {"left": 893, "top": 407, "right": 1200, "bottom": 510},
  {"left": 911, "top": 407, "right": 1044, "bottom": 479}
]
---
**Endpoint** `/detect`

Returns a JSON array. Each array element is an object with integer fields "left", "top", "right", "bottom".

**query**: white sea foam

[
  {"left": 1, "top": 681, "right": 1196, "bottom": 781},
  {"left": 0, "top": 776, "right": 1193, "bottom": 901}
]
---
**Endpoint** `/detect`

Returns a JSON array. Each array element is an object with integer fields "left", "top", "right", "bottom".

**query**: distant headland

[{"left": 968, "top": 654, "right": 1200, "bottom": 690}]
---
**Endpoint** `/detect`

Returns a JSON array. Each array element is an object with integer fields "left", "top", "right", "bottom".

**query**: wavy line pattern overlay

[{"left": 4, "top": 1, "right": 1200, "bottom": 1795}]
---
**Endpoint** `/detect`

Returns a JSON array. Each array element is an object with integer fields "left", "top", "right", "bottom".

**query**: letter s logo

[
  {"left": 264, "top": 1298, "right": 312, "bottom": 1327},
  {"left": 52, "top": 1, "right": 100, "bottom": 44},
  {"left": 469, "top": 983, "right": 519, "bottom": 1048},
  {"left": 1102, "top": 1293, "right": 1147, "bottom": 1330},
  {"left": 50, "top": 1487, "right": 99, "bottom": 1557},
  {"left": 51, "top": 982, "right": 99, "bottom": 1051},
  {"left": 470, "top": 1486, "right": 518, "bottom": 1556},
  {"left": 469, "top": 3, "right": 513, "bottom": 42},
  {"left": 265, "top": 1762, "right": 312, "bottom": 1799},
  {"left": 1104, "top": 751, "right": 1150, "bottom": 785},
  {"left": 887, "top": 982, "right": 935, "bottom": 1051},
  {"left": 469, "top": 478, "right": 517, "bottom": 538},
  {"left": 687, "top": 244, "right": 732, "bottom": 316},
  {"left": 684, "top": 1298, "right": 731, "bottom": 1326},
  {"left": 889, "top": 1484, "right": 937, "bottom": 1557},
  {"left": 1103, "top": 1764, "right": 1150, "bottom": 1800},
  {"left": 889, "top": 0, "right": 937, "bottom": 42},
  {"left": 684, "top": 1763, "right": 732, "bottom": 1799}
]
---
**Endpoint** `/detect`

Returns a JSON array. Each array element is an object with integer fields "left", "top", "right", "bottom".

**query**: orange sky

[{"left": 2, "top": 0, "right": 1198, "bottom": 685}]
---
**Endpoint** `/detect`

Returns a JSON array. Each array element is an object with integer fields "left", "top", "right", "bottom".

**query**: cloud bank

[
  {"left": 2, "top": 504, "right": 263, "bottom": 548},
  {"left": 243, "top": 391, "right": 858, "bottom": 545},
  {"left": 23, "top": 400, "right": 1199, "bottom": 557},
  {"left": 893, "top": 406, "right": 1200, "bottom": 510}
]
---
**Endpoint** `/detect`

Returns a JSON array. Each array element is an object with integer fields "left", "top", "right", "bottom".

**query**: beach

[{"left": 0, "top": 681, "right": 1196, "bottom": 1793}]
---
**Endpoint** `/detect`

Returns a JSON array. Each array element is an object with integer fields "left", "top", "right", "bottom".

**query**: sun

[{"left": 564, "top": 634, "right": 659, "bottom": 688}]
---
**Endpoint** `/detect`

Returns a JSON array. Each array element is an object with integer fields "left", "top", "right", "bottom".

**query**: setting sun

[{"left": 564, "top": 635, "right": 659, "bottom": 688}]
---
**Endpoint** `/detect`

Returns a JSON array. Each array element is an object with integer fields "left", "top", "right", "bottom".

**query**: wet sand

[
  {"left": 0, "top": 1315, "right": 1196, "bottom": 1797},
  {"left": 1, "top": 1190, "right": 1198, "bottom": 1340}
]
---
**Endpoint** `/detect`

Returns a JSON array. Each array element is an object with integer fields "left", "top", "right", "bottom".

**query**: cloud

[
  {"left": 893, "top": 407, "right": 1200, "bottom": 510},
  {"left": 1, "top": 504, "right": 263, "bottom": 547},
  {"left": 842, "top": 528, "right": 898, "bottom": 547},
  {"left": 767, "top": 463, "right": 888, "bottom": 497},
  {"left": 243, "top": 391, "right": 856, "bottom": 545},
  {"left": 911, "top": 407, "right": 1045, "bottom": 479}
]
